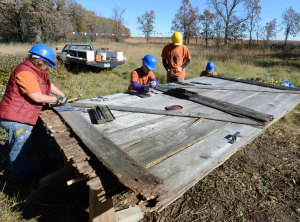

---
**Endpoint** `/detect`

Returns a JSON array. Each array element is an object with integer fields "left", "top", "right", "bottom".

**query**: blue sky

[{"left": 74, "top": 0, "right": 300, "bottom": 41}]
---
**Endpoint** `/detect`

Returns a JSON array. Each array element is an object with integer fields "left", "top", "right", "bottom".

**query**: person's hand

[
  {"left": 150, "top": 81, "right": 157, "bottom": 88},
  {"left": 176, "top": 67, "right": 182, "bottom": 72},
  {"left": 168, "top": 69, "right": 175, "bottom": 76},
  {"left": 56, "top": 96, "right": 68, "bottom": 105},
  {"left": 143, "top": 85, "right": 150, "bottom": 93}
]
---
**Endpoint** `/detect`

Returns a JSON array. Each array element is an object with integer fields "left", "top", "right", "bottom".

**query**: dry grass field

[{"left": 0, "top": 38, "right": 299, "bottom": 221}]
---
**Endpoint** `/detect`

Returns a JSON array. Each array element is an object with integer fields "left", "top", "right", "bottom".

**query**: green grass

[{"left": 0, "top": 41, "right": 299, "bottom": 221}]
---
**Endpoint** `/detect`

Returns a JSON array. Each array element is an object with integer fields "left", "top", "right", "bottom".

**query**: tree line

[
  {"left": 137, "top": 0, "right": 300, "bottom": 47},
  {"left": 0, "top": 0, "right": 299, "bottom": 47},
  {"left": 0, "top": 0, "right": 130, "bottom": 43}
]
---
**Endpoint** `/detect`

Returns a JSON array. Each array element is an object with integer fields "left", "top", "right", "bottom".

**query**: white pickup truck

[{"left": 56, "top": 43, "right": 125, "bottom": 70}]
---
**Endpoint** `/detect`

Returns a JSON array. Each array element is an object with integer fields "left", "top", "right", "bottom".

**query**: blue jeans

[{"left": 0, "top": 119, "right": 34, "bottom": 182}]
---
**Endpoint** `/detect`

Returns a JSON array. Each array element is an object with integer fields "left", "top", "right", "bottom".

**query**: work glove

[
  {"left": 150, "top": 81, "right": 157, "bottom": 88},
  {"left": 56, "top": 96, "right": 68, "bottom": 105},
  {"left": 143, "top": 85, "right": 150, "bottom": 93}
]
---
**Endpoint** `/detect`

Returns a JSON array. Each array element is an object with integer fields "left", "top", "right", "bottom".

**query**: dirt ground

[{"left": 141, "top": 119, "right": 300, "bottom": 222}]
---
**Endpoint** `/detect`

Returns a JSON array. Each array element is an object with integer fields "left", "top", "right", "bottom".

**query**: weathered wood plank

[
  {"left": 169, "top": 85, "right": 300, "bottom": 94},
  {"left": 57, "top": 110, "right": 162, "bottom": 198},
  {"left": 90, "top": 86, "right": 261, "bottom": 147},
  {"left": 126, "top": 120, "right": 230, "bottom": 168},
  {"left": 107, "top": 105, "right": 262, "bottom": 126},
  {"left": 207, "top": 74, "right": 300, "bottom": 91},
  {"left": 72, "top": 103, "right": 262, "bottom": 126},
  {"left": 156, "top": 87, "right": 274, "bottom": 122},
  {"left": 73, "top": 99, "right": 199, "bottom": 134},
  {"left": 147, "top": 92, "right": 300, "bottom": 212}
]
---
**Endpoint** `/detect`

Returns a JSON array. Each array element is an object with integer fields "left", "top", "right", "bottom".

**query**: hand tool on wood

[
  {"left": 89, "top": 96, "right": 108, "bottom": 101},
  {"left": 90, "top": 106, "right": 115, "bottom": 124},
  {"left": 56, "top": 107, "right": 87, "bottom": 112},
  {"left": 68, "top": 94, "right": 82, "bottom": 103},
  {"left": 165, "top": 105, "right": 183, "bottom": 111},
  {"left": 225, "top": 132, "right": 240, "bottom": 144}
]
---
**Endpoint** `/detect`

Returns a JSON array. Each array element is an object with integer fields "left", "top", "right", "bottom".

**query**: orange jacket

[{"left": 200, "top": 70, "right": 218, "bottom": 77}]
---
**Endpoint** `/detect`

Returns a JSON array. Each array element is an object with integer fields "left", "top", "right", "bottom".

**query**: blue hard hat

[
  {"left": 142, "top": 54, "right": 157, "bottom": 71},
  {"left": 206, "top": 61, "right": 215, "bottom": 72},
  {"left": 281, "top": 80, "right": 295, "bottom": 87},
  {"left": 29, "top": 44, "right": 56, "bottom": 68}
]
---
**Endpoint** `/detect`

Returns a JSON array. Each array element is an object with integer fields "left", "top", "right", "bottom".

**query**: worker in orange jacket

[
  {"left": 0, "top": 44, "right": 67, "bottom": 183},
  {"left": 128, "top": 54, "right": 159, "bottom": 93},
  {"left": 161, "top": 32, "right": 191, "bottom": 83},
  {"left": 200, "top": 61, "right": 218, "bottom": 77}
]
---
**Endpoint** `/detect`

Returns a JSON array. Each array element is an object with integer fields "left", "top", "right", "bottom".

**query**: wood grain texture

[
  {"left": 147, "top": 90, "right": 300, "bottom": 211},
  {"left": 57, "top": 110, "right": 163, "bottom": 198},
  {"left": 156, "top": 86, "right": 274, "bottom": 122},
  {"left": 126, "top": 119, "right": 230, "bottom": 168},
  {"left": 207, "top": 74, "right": 300, "bottom": 91}
]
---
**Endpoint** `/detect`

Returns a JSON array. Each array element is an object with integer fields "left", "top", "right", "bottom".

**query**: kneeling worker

[
  {"left": 200, "top": 61, "right": 218, "bottom": 77},
  {"left": 128, "top": 54, "right": 159, "bottom": 93}
]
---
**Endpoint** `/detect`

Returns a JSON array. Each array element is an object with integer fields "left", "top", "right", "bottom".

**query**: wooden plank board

[
  {"left": 57, "top": 110, "right": 163, "bottom": 199},
  {"left": 74, "top": 104, "right": 262, "bottom": 126},
  {"left": 172, "top": 85, "right": 300, "bottom": 94},
  {"left": 147, "top": 91, "right": 300, "bottom": 211},
  {"left": 207, "top": 75, "right": 300, "bottom": 91},
  {"left": 126, "top": 119, "right": 230, "bottom": 168},
  {"left": 75, "top": 89, "right": 262, "bottom": 148},
  {"left": 86, "top": 86, "right": 263, "bottom": 148},
  {"left": 157, "top": 86, "right": 274, "bottom": 122}
]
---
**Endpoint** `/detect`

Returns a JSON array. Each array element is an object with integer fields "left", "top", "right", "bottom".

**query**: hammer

[{"left": 67, "top": 94, "right": 82, "bottom": 103}]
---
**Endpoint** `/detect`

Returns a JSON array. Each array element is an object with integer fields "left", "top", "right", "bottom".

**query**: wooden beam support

[
  {"left": 70, "top": 103, "right": 263, "bottom": 126},
  {"left": 89, "top": 189, "right": 117, "bottom": 222},
  {"left": 207, "top": 75, "right": 300, "bottom": 91},
  {"left": 57, "top": 110, "right": 162, "bottom": 199},
  {"left": 168, "top": 84, "right": 300, "bottom": 94},
  {"left": 156, "top": 87, "right": 274, "bottom": 123}
]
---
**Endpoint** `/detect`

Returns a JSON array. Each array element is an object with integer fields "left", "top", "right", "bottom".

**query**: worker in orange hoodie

[
  {"left": 128, "top": 54, "right": 159, "bottom": 93},
  {"left": 0, "top": 44, "right": 67, "bottom": 183},
  {"left": 161, "top": 32, "right": 191, "bottom": 83},
  {"left": 200, "top": 61, "right": 218, "bottom": 77}
]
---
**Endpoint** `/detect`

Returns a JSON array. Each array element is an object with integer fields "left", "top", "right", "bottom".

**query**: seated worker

[
  {"left": 200, "top": 61, "right": 218, "bottom": 77},
  {"left": 128, "top": 54, "right": 159, "bottom": 93}
]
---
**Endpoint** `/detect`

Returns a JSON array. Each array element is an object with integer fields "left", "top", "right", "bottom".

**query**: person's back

[{"left": 200, "top": 61, "right": 218, "bottom": 77}]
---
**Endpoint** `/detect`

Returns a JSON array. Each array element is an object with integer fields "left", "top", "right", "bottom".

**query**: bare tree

[
  {"left": 264, "top": 19, "right": 277, "bottom": 47},
  {"left": 171, "top": 0, "right": 199, "bottom": 44},
  {"left": 228, "top": 15, "right": 246, "bottom": 44},
  {"left": 200, "top": 9, "right": 215, "bottom": 48},
  {"left": 209, "top": 0, "right": 244, "bottom": 46},
  {"left": 213, "top": 15, "right": 224, "bottom": 48},
  {"left": 244, "top": 0, "right": 261, "bottom": 46},
  {"left": 112, "top": 6, "right": 126, "bottom": 34},
  {"left": 137, "top": 10, "right": 155, "bottom": 42},
  {"left": 254, "top": 22, "right": 263, "bottom": 45},
  {"left": 281, "top": 7, "right": 300, "bottom": 46}
]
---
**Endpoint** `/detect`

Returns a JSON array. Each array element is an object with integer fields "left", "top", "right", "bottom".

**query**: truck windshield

[{"left": 69, "top": 45, "right": 92, "bottom": 51}]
